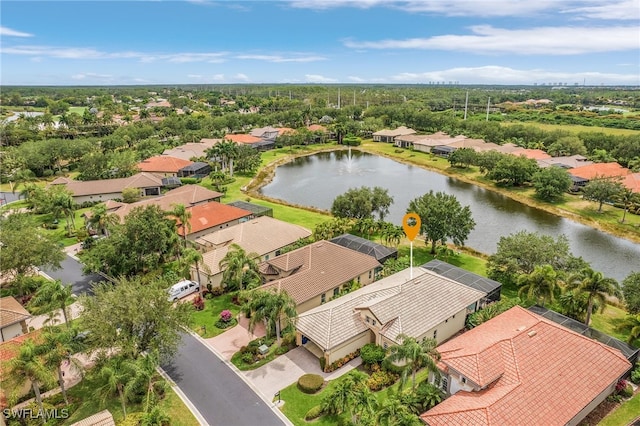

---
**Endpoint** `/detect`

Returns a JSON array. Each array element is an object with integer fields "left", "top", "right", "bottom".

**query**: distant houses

[{"left": 137, "top": 155, "right": 193, "bottom": 177}]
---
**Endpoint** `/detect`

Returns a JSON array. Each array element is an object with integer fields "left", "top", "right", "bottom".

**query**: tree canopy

[
  {"left": 532, "top": 166, "right": 572, "bottom": 201},
  {"left": 331, "top": 186, "right": 394, "bottom": 221}
]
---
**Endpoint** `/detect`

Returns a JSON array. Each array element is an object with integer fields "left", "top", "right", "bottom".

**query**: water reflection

[{"left": 260, "top": 151, "right": 640, "bottom": 281}]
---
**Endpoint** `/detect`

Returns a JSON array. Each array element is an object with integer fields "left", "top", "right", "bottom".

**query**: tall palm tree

[
  {"left": 168, "top": 203, "right": 192, "bottom": 245},
  {"left": 39, "top": 328, "right": 85, "bottom": 405},
  {"left": 567, "top": 267, "right": 622, "bottom": 326},
  {"left": 88, "top": 203, "right": 118, "bottom": 236},
  {"left": 7, "top": 339, "right": 54, "bottom": 420},
  {"left": 125, "top": 351, "right": 160, "bottom": 413},
  {"left": 219, "top": 244, "right": 261, "bottom": 291},
  {"left": 377, "top": 395, "right": 421, "bottom": 426},
  {"left": 516, "top": 264, "right": 562, "bottom": 307},
  {"left": 9, "top": 168, "right": 36, "bottom": 195},
  {"left": 321, "top": 371, "right": 370, "bottom": 423},
  {"left": 244, "top": 289, "right": 297, "bottom": 345},
  {"left": 618, "top": 188, "right": 639, "bottom": 224},
  {"left": 30, "top": 279, "right": 74, "bottom": 327},
  {"left": 182, "top": 247, "right": 204, "bottom": 296},
  {"left": 95, "top": 356, "right": 135, "bottom": 419},
  {"left": 624, "top": 314, "right": 640, "bottom": 344},
  {"left": 380, "top": 222, "right": 404, "bottom": 247},
  {"left": 386, "top": 334, "right": 441, "bottom": 390}
]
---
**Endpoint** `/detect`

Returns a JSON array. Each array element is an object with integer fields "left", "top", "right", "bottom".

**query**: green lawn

[
  {"left": 60, "top": 375, "right": 199, "bottom": 425},
  {"left": 397, "top": 243, "right": 487, "bottom": 276},
  {"left": 190, "top": 293, "right": 241, "bottom": 338},
  {"left": 598, "top": 392, "right": 640, "bottom": 426}
]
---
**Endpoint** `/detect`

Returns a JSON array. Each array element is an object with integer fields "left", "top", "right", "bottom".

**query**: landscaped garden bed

[{"left": 190, "top": 292, "right": 241, "bottom": 338}]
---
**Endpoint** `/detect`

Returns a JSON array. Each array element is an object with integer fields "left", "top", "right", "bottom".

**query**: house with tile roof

[
  {"left": 0, "top": 330, "right": 42, "bottom": 407},
  {"left": 537, "top": 154, "right": 593, "bottom": 169},
  {"left": 161, "top": 138, "right": 220, "bottom": 161},
  {"left": 623, "top": 172, "right": 640, "bottom": 193},
  {"left": 50, "top": 172, "right": 164, "bottom": 204},
  {"left": 567, "top": 162, "right": 631, "bottom": 191},
  {"left": 137, "top": 155, "right": 194, "bottom": 177},
  {"left": 372, "top": 126, "right": 416, "bottom": 143},
  {"left": 177, "top": 201, "right": 252, "bottom": 240},
  {"left": 193, "top": 216, "right": 312, "bottom": 288},
  {"left": 295, "top": 267, "right": 486, "bottom": 366},
  {"left": 259, "top": 241, "right": 382, "bottom": 314},
  {"left": 0, "top": 296, "right": 31, "bottom": 342},
  {"left": 420, "top": 306, "right": 631, "bottom": 426}
]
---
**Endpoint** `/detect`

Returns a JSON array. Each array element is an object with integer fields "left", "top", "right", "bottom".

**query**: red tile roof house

[
  {"left": 568, "top": 162, "right": 631, "bottom": 190},
  {"left": 177, "top": 201, "right": 252, "bottom": 240},
  {"left": 0, "top": 296, "right": 31, "bottom": 342},
  {"left": 420, "top": 306, "right": 631, "bottom": 426},
  {"left": 259, "top": 241, "right": 382, "bottom": 314},
  {"left": 50, "top": 172, "right": 164, "bottom": 204},
  {"left": 137, "top": 155, "right": 194, "bottom": 177}
]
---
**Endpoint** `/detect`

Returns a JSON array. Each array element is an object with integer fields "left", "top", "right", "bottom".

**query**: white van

[{"left": 167, "top": 280, "right": 200, "bottom": 302}]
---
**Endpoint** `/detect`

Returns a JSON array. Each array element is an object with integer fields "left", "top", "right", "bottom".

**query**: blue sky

[{"left": 1, "top": 0, "right": 639, "bottom": 86}]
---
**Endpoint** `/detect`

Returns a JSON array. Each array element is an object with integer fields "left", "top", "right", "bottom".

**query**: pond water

[{"left": 260, "top": 150, "right": 640, "bottom": 282}]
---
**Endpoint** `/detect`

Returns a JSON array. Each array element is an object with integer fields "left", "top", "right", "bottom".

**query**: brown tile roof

[
  {"left": 513, "top": 148, "right": 552, "bottom": 160},
  {"left": 537, "top": 155, "right": 593, "bottom": 169},
  {"left": 307, "top": 124, "right": 327, "bottom": 132},
  {"left": 260, "top": 241, "right": 381, "bottom": 305},
  {"left": 162, "top": 139, "right": 220, "bottom": 160},
  {"left": 0, "top": 296, "right": 31, "bottom": 328},
  {"left": 421, "top": 306, "right": 631, "bottom": 426},
  {"left": 277, "top": 127, "right": 295, "bottom": 136},
  {"left": 623, "top": 173, "right": 640, "bottom": 193},
  {"left": 198, "top": 217, "right": 312, "bottom": 275},
  {"left": 179, "top": 202, "right": 252, "bottom": 235},
  {"left": 373, "top": 126, "right": 416, "bottom": 137},
  {"left": 137, "top": 155, "right": 193, "bottom": 173},
  {"left": 224, "top": 134, "right": 263, "bottom": 144},
  {"left": 58, "top": 173, "right": 163, "bottom": 197},
  {"left": 568, "top": 162, "right": 630, "bottom": 180},
  {"left": 69, "top": 410, "right": 116, "bottom": 426}
]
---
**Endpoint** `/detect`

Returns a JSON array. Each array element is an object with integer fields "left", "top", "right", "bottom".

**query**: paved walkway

[
  {"left": 26, "top": 300, "right": 83, "bottom": 331},
  {"left": 206, "top": 315, "right": 266, "bottom": 360},
  {"left": 243, "top": 346, "right": 362, "bottom": 398}
]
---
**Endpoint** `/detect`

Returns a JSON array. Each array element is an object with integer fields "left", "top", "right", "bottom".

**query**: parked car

[{"left": 167, "top": 280, "right": 200, "bottom": 302}]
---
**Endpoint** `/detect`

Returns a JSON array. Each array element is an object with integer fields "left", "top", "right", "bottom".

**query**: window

[
  {"left": 461, "top": 377, "right": 467, "bottom": 385},
  {"left": 321, "top": 293, "right": 326, "bottom": 303},
  {"left": 265, "top": 254, "right": 269, "bottom": 260},
  {"left": 333, "top": 287, "right": 339, "bottom": 297},
  {"left": 433, "top": 330, "right": 438, "bottom": 339},
  {"left": 372, "top": 320, "right": 376, "bottom": 326},
  {"left": 275, "top": 250, "right": 281, "bottom": 256},
  {"left": 368, "top": 270, "right": 372, "bottom": 279},
  {"left": 357, "top": 276, "right": 361, "bottom": 284},
  {"left": 441, "top": 376, "right": 448, "bottom": 392},
  {"left": 366, "top": 316, "right": 371, "bottom": 323},
  {"left": 383, "top": 342, "right": 388, "bottom": 349}
]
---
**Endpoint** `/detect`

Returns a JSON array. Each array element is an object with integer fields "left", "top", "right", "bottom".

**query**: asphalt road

[
  {"left": 0, "top": 191, "right": 22, "bottom": 205},
  {"left": 41, "top": 255, "right": 105, "bottom": 296},
  {"left": 162, "top": 332, "right": 285, "bottom": 426}
]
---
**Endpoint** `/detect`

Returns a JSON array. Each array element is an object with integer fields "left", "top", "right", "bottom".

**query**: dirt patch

[{"left": 579, "top": 398, "right": 621, "bottom": 425}]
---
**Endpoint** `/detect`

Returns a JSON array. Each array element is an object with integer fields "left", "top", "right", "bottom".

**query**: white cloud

[
  {"left": 233, "top": 73, "right": 250, "bottom": 82},
  {"left": 344, "top": 25, "right": 639, "bottom": 54},
  {"left": 71, "top": 72, "right": 113, "bottom": 81},
  {"left": 187, "top": 74, "right": 225, "bottom": 82},
  {"left": 562, "top": 0, "right": 640, "bottom": 20},
  {"left": 0, "top": 26, "right": 33, "bottom": 37},
  {"left": 348, "top": 76, "right": 366, "bottom": 82},
  {"left": 305, "top": 74, "right": 338, "bottom": 83},
  {"left": 389, "top": 65, "right": 640, "bottom": 85},
  {"left": 235, "top": 54, "right": 326, "bottom": 63}
]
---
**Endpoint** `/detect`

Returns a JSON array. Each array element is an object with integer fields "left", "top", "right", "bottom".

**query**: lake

[{"left": 260, "top": 150, "right": 640, "bottom": 282}]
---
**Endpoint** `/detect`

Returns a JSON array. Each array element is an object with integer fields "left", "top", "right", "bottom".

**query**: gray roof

[
  {"left": 179, "top": 162, "right": 210, "bottom": 172},
  {"left": 422, "top": 259, "right": 501, "bottom": 299},
  {"left": 330, "top": 234, "right": 397, "bottom": 264},
  {"left": 226, "top": 201, "right": 273, "bottom": 217}
]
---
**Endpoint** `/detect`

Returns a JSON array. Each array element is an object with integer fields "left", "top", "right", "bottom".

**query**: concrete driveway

[
  {"left": 206, "top": 315, "right": 266, "bottom": 360},
  {"left": 243, "top": 346, "right": 362, "bottom": 399}
]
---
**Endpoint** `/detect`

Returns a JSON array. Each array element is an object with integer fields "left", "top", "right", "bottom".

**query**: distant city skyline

[{"left": 1, "top": 0, "right": 639, "bottom": 86}]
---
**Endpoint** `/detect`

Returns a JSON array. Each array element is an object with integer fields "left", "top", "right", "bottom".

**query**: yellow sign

[{"left": 402, "top": 213, "right": 421, "bottom": 241}]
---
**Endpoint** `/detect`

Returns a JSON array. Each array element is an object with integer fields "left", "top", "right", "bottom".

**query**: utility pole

[
  {"left": 486, "top": 97, "right": 491, "bottom": 121},
  {"left": 463, "top": 91, "right": 469, "bottom": 120}
]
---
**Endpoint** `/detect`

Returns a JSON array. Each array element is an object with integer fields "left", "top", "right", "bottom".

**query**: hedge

[
  {"left": 305, "top": 405, "right": 323, "bottom": 421},
  {"left": 298, "top": 374, "right": 324, "bottom": 394}
]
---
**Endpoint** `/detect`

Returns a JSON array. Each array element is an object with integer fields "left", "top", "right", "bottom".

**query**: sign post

[{"left": 402, "top": 213, "right": 421, "bottom": 279}]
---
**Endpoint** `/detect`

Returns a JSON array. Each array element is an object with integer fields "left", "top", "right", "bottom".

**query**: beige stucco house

[
  {"left": 295, "top": 267, "right": 486, "bottom": 366},
  {"left": 193, "top": 217, "right": 312, "bottom": 288},
  {"left": 372, "top": 126, "right": 416, "bottom": 143},
  {"left": 50, "top": 172, "right": 164, "bottom": 204},
  {"left": 260, "top": 241, "right": 382, "bottom": 314},
  {"left": 0, "top": 296, "right": 31, "bottom": 342}
]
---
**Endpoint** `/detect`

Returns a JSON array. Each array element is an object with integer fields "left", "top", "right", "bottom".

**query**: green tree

[
  {"left": 623, "top": 272, "right": 640, "bottom": 315},
  {"left": 415, "top": 382, "right": 444, "bottom": 411},
  {"left": 88, "top": 203, "right": 118, "bottom": 236},
  {"left": 321, "top": 371, "right": 371, "bottom": 423},
  {"left": 219, "top": 244, "right": 261, "bottom": 291},
  {"left": 385, "top": 334, "right": 440, "bottom": 390},
  {"left": 331, "top": 187, "right": 373, "bottom": 220},
  {"left": 79, "top": 276, "right": 193, "bottom": 360},
  {"left": 94, "top": 356, "right": 135, "bottom": 418},
  {"left": 448, "top": 147, "right": 477, "bottom": 168},
  {"left": 476, "top": 150, "right": 505, "bottom": 174},
  {"left": 7, "top": 339, "right": 55, "bottom": 420},
  {"left": 516, "top": 264, "right": 562, "bottom": 306},
  {"left": 408, "top": 190, "right": 475, "bottom": 254},
  {"left": 182, "top": 247, "right": 205, "bottom": 296},
  {"left": 488, "top": 155, "right": 538, "bottom": 186},
  {"left": 39, "top": 327, "right": 85, "bottom": 405},
  {"left": 0, "top": 213, "right": 65, "bottom": 292},
  {"left": 169, "top": 203, "right": 192, "bottom": 245},
  {"left": 121, "top": 187, "right": 142, "bottom": 203},
  {"left": 377, "top": 395, "right": 421, "bottom": 426},
  {"left": 243, "top": 288, "right": 297, "bottom": 345},
  {"left": 30, "top": 279, "right": 73, "bottom": 327},
  {"left": 566, "top": 267, "right": 621, "bottom": 326},
  {"left": 557, "top": 289, "right": 592, "bottom": 323},
  {"left": 582, "top": 177, "right": 624, "bottom": 212},
  {"left": 234, "top": 144, "right": 262, "bottom": 175},
  {"left": 532, "top": 166, "right": 572, "bottom": 201},
  {"left": 312, "top": 218, "right": 353, "bottom": 241},
  {"left": 617, "top": 188, "right": 639, "bottom": 223},
  {"left": 380, "top": 222, "right": 404, "bottom": 247},
  {"left": 547, "top": 136, "right": 587, "bottom": 157}
]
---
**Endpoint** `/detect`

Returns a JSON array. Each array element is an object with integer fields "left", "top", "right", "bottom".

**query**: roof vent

[
  {"left": 527, "top": 330, "right": 537, "bottom": 338},
  {"left": 516, "top": 326, "right": 526, "bottom": 332}
]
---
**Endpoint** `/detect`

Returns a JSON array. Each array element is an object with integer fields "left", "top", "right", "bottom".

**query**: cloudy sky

[{"left": 1, "top": 0, "right": 639, "bottom": 86}]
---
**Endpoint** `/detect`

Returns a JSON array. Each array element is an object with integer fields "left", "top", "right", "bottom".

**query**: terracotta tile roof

[
  {"left": 56, "top": 172, "right": 163, "bottom": 198},
  {"left": 260, "top": 241, "right": 381, "bottom": 306},
  {"left": 421, "top": 306, "right": 631, "bottom": 426},
  {"left": 623, "top": 173, "right": 640, "bottom": 193},
  {"left": 224, "top": 134, "right": 263, "bottom": 144},
  {"left": 568, "top": 162, "right": 630, "bottom": 180},
  {"left": 307, "top": 124, "right": 327, "bottom": 132},
  {"left": 162, "top": 139, "right": 220, "bottom": 161},
  {"left": 0, "top": 329, "right": 42, "bottom": 364},
  {"left": 0, "top": 296, "right": 31, "bottom": 328},
  {"left": 513, "top": 148, "right": 551, "bottom": 160},
  {"left": 197, "top": 217, "right": 312, "bottom": 275},
  {"left": 277, "top": 127, "right": 296, "bottom": 136},
  {"left": 179, "top": 201, "right": 252, "bottom": 235},
  {"left": 137, "top": 155, "right": 193, "bottom": 173}
]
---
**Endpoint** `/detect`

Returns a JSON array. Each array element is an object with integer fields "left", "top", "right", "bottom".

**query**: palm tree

[
  {"left": 380, "top": 222, "right": 404, "bottom": 247},
  {"left": 9, "top": 168, "right": 36, "bottom": 195},
  {"left": 516, "top": 264, "right": 562, "bottom": 307},
  {"left": 30, "top": 279, "right": 74, "bottom": 327},
  {"left": 377, "top": 395, "right": 421, "bottom": 426},
  {"left": 386, "top": 334, "right": 440, "bottom": 390},
  {"left": 219, "top": 244, "right": 261, "bottom": 291},
  {"left": 321, "top": 371, "right": 370, "bottom": 423},
  {"left": 7, "top": 339, "right": 54, "bottom": 421},
  {"left": 567, "top": 267, "right": 622, "bottom": 326},
  {"left": 39, "top": 328, "right": 85, "bottom": 405},
  {"left": 624, "top": 314, "right": 640, "bottom": 344},
  {"left": 244, "top": 289, "right": 297, "bottom": 345},
  {"left": 169, "top": 203, "right": 192, "bottom": 245},
  {"left": 95, "top": 356, "right": 135, "bottom": 419},
  {"left": 182, "top": 247, "right": 204, "bottom": 296},
  {"left": 415, "top": 382, "right": 444, "bottom": 411},
  {"left": 88, "top": 203, "right": 118, "bottom": 236},
  {"left": 618, "top": 188, "right": 639, "bottom": 224},
  {"left": 125, "top": 351, "right": 160, "bottom": 413}
]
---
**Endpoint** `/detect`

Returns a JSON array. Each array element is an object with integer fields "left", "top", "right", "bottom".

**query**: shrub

[
  {"left": 280, "top": 332, "right": 296, "bottom": 347},
  {"left": 298, "top": 374, "right": 324, "bottom": 394},
  {"left": 366, "top": 370, "right": 398, "bottom": 391},
  {"left": 621, "top": 383, "right": 634, "bottom": 398},
  {"left": 319, "top": 357, "right": 326, "bottom": 372},
  {"left": 118, "top": 412, "right": 144, "bottom": 426},
  {"left": 382, "top": 358, "right": 405, "bottom": 375},
  {"left": 214, "top": 318, "right": 237, "bottom": 329},
  {"left": 242, "top": 352, "right": 256, "bottom": 364},
  {"left": 616, "top": 379, "right": 628, "bottom": 394},
  {"left": 210, "top": 286, "right": 224, "bottom": 296},
  {"left": 220, "top": 309, "right": 233, "bottom": 322},
  {"left": 304, "top": 405, "right": 324, "bottom": 421},
  {"left": 180, "top": 177, "right": 200, "bottom": 185},
  {"left": 630, "top": 366, "right": 640, "bottom": 384},
  {"left": 192, "top": 295, "right": 204, "bottom": 311},
  {"left": 360, "top": 343, "right": 386, "bottom": 366},
  {"left": 275, "top": 346, "right": 289, "bottom": 355}
]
